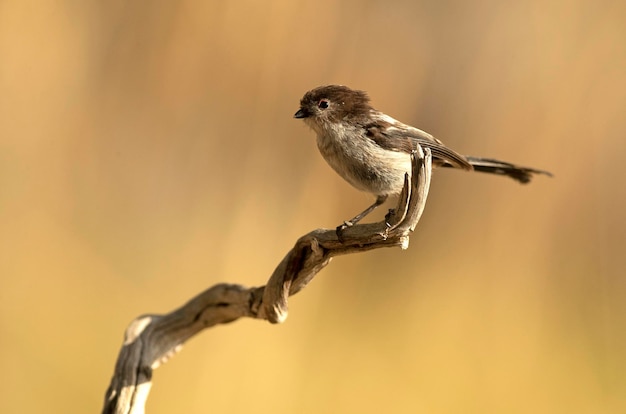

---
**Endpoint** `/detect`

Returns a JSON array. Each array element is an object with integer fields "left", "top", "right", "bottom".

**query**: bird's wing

[{"left": 363, "top": 116, "right": 473, "bottom": 170}]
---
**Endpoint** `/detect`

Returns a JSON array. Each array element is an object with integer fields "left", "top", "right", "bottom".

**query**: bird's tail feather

[{"left": 443, "top": 156, "right": 552, "bottom": 184}]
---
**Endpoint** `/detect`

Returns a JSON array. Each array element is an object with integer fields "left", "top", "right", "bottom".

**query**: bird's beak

[{"left": 294, "top": 108, "right": 309, "bottom": 119}]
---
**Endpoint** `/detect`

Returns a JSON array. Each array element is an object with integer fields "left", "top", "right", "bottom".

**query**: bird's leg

[{"left": 336, "top": 195, "right": 388, "bottom": 241}]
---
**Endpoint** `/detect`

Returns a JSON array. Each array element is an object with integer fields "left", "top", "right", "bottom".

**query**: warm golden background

[{"left": 1, "top": 0, "right": 625, "bottom": 413}]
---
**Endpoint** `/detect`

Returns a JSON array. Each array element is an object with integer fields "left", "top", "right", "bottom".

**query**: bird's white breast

[{"left": 311, "top": 120, "right": 411, "bottom": 196}]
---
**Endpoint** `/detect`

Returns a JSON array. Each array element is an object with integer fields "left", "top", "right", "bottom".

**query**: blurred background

[{"left": 1, "top": 0, "right": 625, "bottom": 413}]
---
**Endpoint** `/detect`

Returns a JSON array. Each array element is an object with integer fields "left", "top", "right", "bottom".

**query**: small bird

[{"left": 294, "top": 85, "right": 551, "bottom": 236}]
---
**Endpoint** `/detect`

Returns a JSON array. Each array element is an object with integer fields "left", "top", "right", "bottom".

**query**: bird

[{"left": 294, "top": 84, "right": 551, "bottom": 237}]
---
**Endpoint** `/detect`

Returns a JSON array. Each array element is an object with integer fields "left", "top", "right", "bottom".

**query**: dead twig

[{"left": 102, "top": 147, "right": 433, "bottom": 414}]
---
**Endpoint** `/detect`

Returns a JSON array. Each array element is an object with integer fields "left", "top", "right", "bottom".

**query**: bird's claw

[
  {"left": 384, "top": 209, "right": 396, "bottom": 227},
  {"left": 336, "top": 221, "right": 353, "bottom": 242}
]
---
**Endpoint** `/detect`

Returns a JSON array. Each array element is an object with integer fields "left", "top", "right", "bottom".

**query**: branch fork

[{"left": 103, "top": 147, "right": 433, "bottom": 414}]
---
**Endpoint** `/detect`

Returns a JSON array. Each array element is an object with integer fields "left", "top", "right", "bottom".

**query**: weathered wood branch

[{"left": 102, "top": 147, "right": 433, "bottom": 414}]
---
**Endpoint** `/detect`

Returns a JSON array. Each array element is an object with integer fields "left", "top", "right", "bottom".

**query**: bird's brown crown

[{"left": 297, "top": 85, "right": 373, "bottom": 122}]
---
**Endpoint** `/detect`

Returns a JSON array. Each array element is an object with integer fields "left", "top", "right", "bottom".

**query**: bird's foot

[
  {"left": 336, "top": 221, "right": 353, "bottom": 243},
  {"left": 382, "top": 209, "right": 396, "bottom": 239}
]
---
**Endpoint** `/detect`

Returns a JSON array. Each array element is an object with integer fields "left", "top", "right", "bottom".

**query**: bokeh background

[{"left": 1, "top": 0, "right": 625, "bottom": 413}]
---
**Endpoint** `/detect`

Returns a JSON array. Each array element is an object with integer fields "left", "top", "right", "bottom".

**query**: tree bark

[{"left": 102, "top": 147, "right": 433, "bottom": 414}]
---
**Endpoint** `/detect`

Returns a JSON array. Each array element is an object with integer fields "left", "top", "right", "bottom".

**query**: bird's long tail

[{"left": 443, "top": 156, "right": 552, "bottom": 184}]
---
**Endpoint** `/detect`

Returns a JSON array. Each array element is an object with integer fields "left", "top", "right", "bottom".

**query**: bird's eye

[{"left": 318, "top": 99, "right": 330, "bottom": 109}]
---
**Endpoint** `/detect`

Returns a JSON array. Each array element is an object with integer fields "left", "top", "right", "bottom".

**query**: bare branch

[{"left": 102, "top": 147, "right": 433, "bottom": 414}]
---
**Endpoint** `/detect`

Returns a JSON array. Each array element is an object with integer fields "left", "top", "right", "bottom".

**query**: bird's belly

[{"left": 317, "top": 134, "right": 411, "bottom": 196}]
